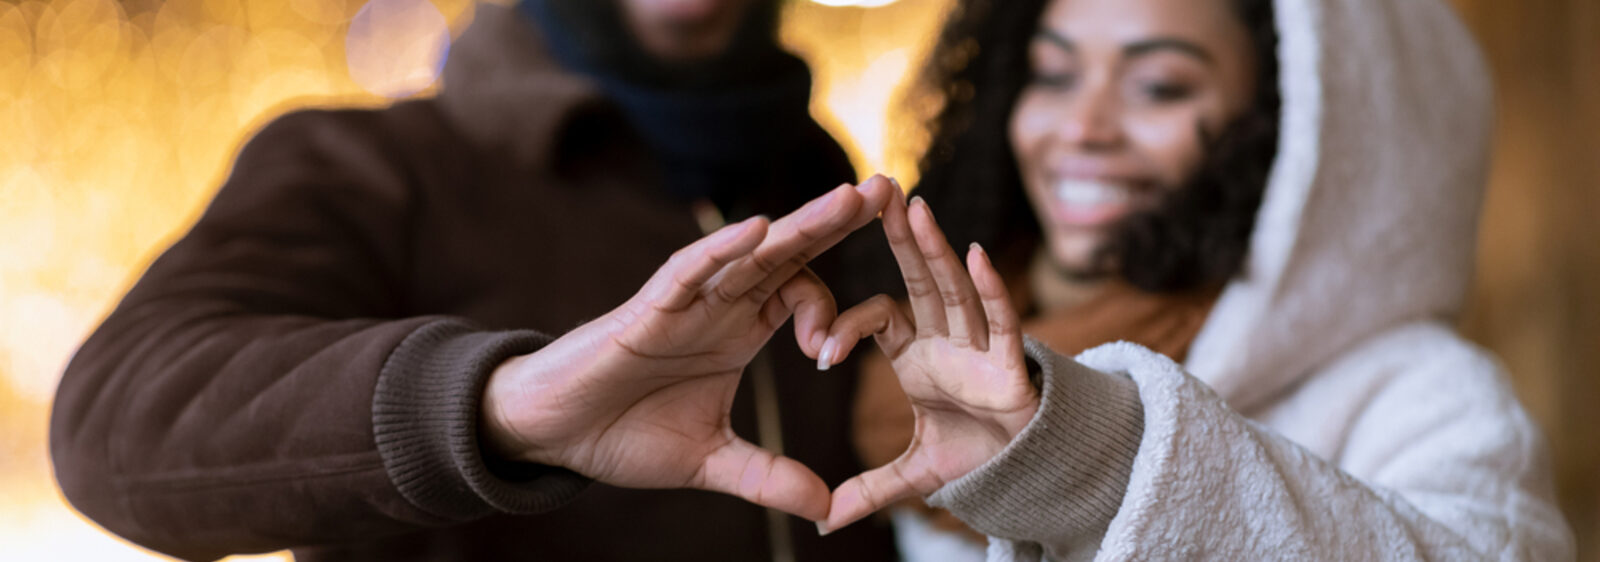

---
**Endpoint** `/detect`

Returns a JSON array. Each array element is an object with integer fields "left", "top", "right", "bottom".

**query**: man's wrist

[{"left": 480, "top": 353, "right": 538, "bottom": 463}]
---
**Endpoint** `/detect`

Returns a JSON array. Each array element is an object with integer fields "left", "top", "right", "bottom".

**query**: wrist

[{"left": 480, "top": 353, "right": 537, "bottom": 463}]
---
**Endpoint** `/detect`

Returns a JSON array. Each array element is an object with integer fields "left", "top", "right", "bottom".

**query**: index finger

[
  {"left": 712, "top": 175, "right": 897, "bottom": 303},
  {"left": 882, "top": 192, "right": 947, "bottom": 335}
]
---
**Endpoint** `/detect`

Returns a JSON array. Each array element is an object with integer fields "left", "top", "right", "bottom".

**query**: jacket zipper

[{"left": 693, "top": 200, "right": 795, "bottom": 562}]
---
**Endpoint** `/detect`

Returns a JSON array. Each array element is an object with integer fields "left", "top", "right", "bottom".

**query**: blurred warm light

[
  {"left": 0, "top": 0, "right": 945, "bottom": 559},
  {"left": 809, "top": 0, "right": 903, "bottom": 7},
  {"left": 346, "top": 0, "right": 451, "bottom": 97}
]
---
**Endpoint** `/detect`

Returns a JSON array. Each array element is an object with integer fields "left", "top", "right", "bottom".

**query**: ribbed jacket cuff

[
  {"left": 373, "top": 319, "right": 590, "bottom": 522},
  {"left": 927, "top": 337, "right": 1144, "bottom": 552}
]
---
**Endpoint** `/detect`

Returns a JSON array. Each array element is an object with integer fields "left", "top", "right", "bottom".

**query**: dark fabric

[
  {"left": 373, "top": 320, "right": 587, "bottom": 520},
  {"left": 519, "top": 0, "right": 826, "bottom": 206},
  {"left": 50, "top": 4, "right": 891, "bottom": 561}
]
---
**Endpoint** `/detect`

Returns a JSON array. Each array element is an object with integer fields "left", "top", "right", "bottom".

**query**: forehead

[{"left": 1038, "top": 0, "right": 1245, "bottom": 47}]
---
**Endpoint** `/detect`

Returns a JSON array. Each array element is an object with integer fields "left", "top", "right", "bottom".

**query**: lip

[{"left": 1037, "top": 176, "right": 1151, "bottom": 228}]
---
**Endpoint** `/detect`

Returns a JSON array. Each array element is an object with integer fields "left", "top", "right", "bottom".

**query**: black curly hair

[{"left": 907, "top": 0, "right": 1281, "bottom": 294}]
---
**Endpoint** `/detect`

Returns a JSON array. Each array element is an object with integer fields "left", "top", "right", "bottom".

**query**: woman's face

[{"left": 1010, "top": 0, "right": 1259, "bottom": 273}]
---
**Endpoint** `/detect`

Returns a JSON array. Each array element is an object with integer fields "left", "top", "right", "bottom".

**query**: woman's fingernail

[
  {"left": 815, "top": 521, "right": 832, "bottom": 536},
  {"left": 817, "top": 338, "right": 838, "bottom": 371},
  {"left": 889, "top": 177, "right": 903, "bottom": 192}
]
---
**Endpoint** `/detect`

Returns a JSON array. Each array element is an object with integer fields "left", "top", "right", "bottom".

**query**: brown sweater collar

[{"left": 435, "top": 4, "right": 607, "bottom": 171}]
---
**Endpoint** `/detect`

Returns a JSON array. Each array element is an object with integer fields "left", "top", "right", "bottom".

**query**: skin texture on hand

[
  {"left": 479, "top": 176, "right": 899, "bottom": 523},
  {"left": 816, "top": 190, "right": 1041, "bottom": 534}
]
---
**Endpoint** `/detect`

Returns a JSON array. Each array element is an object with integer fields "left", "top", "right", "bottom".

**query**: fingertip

[
  {"left": 731, "top": 217, "right": 768, "bottom": 252},
  {"left": 743, "top": 213, "right": 770, "bottom": 236},
  {"left": 824, "top": 479, "right": 870, "bottom": 533},
  {"left": 908, "top": 196, "right": 936, "bottom": 226},
  {"left": 816, "top": 337, "right": 837, "bottom": 371},
  {"left": 859, "top": 173, "right": 886, "bottom": 193},
  {"left": 824, "top": 182, "right": 865, "bottom": 219},
  {"left": 808, "top": 331, "right": 827, "bottom": 358},
  {"left": 825, "top": 336, "right": 862, "bottom": 371}
]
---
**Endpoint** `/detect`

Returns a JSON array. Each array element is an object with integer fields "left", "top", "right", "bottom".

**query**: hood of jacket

[{"left": 1185, "top": 0, "right": 1494, "bottom": 411}]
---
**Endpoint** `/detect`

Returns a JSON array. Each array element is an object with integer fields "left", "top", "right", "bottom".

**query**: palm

[
  {"left": 551, "top": 299, "right": 783, "bottom": 489},
  {"left": 481, "top": 178, "right": 900, "bottom": 523},
  {"left": 819, "top": 192, "right": 1039, "bottom": 533}
]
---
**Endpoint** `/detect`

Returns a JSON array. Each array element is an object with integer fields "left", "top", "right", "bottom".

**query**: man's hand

[
  {"left": 480, "top": 176, "right": 898, "bottom": 522},
  {"left": 814, "top": 191, "right": 1041, "bottom": 533}
]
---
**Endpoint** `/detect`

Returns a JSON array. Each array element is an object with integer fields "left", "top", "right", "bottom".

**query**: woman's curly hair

[{"left": 907, "top": 0, "right": 1281, "bottom": 294}]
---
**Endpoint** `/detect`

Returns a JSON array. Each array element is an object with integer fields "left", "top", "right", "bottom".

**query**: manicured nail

[
  {"left": 815, "top": 521, "right": 833, "bottom": 536},
  {"left": 970, "top": 242, "right": 983, "bottom": 255},
  {"left": 817, "top": 337, "right": 838, "bottom": 371},
  {"left": 889, "top": 176, "right": 903, "bottom": 192}
]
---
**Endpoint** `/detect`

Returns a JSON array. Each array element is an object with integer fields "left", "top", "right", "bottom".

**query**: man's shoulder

[
  {"left": 249, "top": 100, "right": 455, "bottom": 151},
  {"left": 228, "top": 99, "right": 489, "bottom": 180}
]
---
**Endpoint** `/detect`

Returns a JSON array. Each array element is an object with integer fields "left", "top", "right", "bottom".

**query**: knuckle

[
  {"left": 750, "top": 252, "right": 780, "bottom": 275},
  {"left": 708, "top": 283, "right": 739, "bottom": 304},
  {"left": 988, "top": 318, "right": 1014, "bottom": 333},
  {"left": 906, "top": 282, "right": 940, "bottom": 299},
  {"left": 866, "top": 294, "right": 896, "bottom": 309},
  {"left": 940, "top": 289, "right": 974, "bottom": 308}
]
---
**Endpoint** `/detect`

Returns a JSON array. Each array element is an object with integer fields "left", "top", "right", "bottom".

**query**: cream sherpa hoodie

[{"left": 896, "top": 0, "right": 1578, "bottom": 559}]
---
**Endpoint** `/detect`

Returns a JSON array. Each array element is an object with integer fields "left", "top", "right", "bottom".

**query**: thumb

[
  {"left": 822, "top": 455, "right": 934, "bottom": 535},
  {"left": 695, "top": 434, "right": 831, "bottom": 522},
  {"left": 776, "top": 266, "right": 836, "bottom": 358}
]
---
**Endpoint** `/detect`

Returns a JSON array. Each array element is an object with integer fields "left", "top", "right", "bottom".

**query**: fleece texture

[{"left": 910, "top": 0, "right": 1577, "bottom": 559}]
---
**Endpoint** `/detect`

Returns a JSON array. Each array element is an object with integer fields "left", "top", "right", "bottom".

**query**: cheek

[
  {"left": 1124, "top": 107, "right": 1209, "bottom": 187},
  {"left": 1009, "top": 93, "right": 1052, "bottom": 168}
]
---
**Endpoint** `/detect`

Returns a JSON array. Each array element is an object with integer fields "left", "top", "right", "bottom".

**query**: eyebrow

[{"left": 1033, "top": 29, "right": 1216, "bottom": 66}]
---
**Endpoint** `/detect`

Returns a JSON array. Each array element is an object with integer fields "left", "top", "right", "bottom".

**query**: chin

[{"left": 1045, "top": 234, "right": 1105, "bottom": 276}]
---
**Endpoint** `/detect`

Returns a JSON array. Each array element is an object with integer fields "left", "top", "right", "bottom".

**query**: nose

[{"left": 1056, "top": 82, "right": 1124, "bottom": 150}]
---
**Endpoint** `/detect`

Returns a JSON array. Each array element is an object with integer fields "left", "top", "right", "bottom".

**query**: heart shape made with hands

[{"left": 479, "top": 175, "right": 1040, "bottom": 535}]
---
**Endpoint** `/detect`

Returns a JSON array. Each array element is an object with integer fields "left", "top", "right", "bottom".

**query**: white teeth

[{"left": 1053, "top": 180, "right": 1130, "bottom": 207}]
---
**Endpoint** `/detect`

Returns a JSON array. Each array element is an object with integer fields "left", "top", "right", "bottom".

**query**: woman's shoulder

[{"left": 1254, "top": 320, "right": 1536, "bottom": 470}]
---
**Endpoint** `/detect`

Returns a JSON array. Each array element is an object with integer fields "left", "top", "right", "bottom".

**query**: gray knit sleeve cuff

[
  {"left": 373, "top": 319, "right": 591, "bottom": 523},
  {"left": 926, "top": 337, "right": 1143, "bottom": 555}
]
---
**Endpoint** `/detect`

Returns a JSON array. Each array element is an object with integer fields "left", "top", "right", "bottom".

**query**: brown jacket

[{"left": 50, "top": 6, "right": 894, "bottom": 561}]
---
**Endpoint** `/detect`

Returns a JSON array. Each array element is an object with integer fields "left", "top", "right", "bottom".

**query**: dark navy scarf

[{"left": 517, "top": 0, "right": 825, "bottom": 207}]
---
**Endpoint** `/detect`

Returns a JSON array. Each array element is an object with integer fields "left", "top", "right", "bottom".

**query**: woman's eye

[
  {"left": 1139, "top": 82, "right": 1194, "bottom": 102},
  {"left": 1029, "top": 72, "right": 1077, "bottom": 89}
]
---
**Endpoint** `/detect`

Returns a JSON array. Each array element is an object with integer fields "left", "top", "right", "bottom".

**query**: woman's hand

[{"left": 817, "top": 191, "right": 1040, "bottom": 533}]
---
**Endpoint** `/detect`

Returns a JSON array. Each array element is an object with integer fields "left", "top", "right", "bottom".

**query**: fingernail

[
  {"left": 888, "top": 176, "right": 903, "bottom": 192},
  {"left": 815, "top": 521, "right": 832, "bottom": 536},
  {"left": 817, "top": 337, "right": 838, "bottom": 371},
  {"left": 970, "top": 242, "right": 983, "bottom": 255}
]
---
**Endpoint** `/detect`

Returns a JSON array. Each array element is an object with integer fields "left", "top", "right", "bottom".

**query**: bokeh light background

[{"left": 1, "top": 0, "right": 1595, "bottom": 560}]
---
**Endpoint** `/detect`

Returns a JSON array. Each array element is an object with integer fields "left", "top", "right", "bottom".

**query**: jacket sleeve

[
  {"left": 928, "top": 331, "right": 1574, "bottom": 562},
  {"left": 49, "top": 109, "right": 588, "bottom": 561}
]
